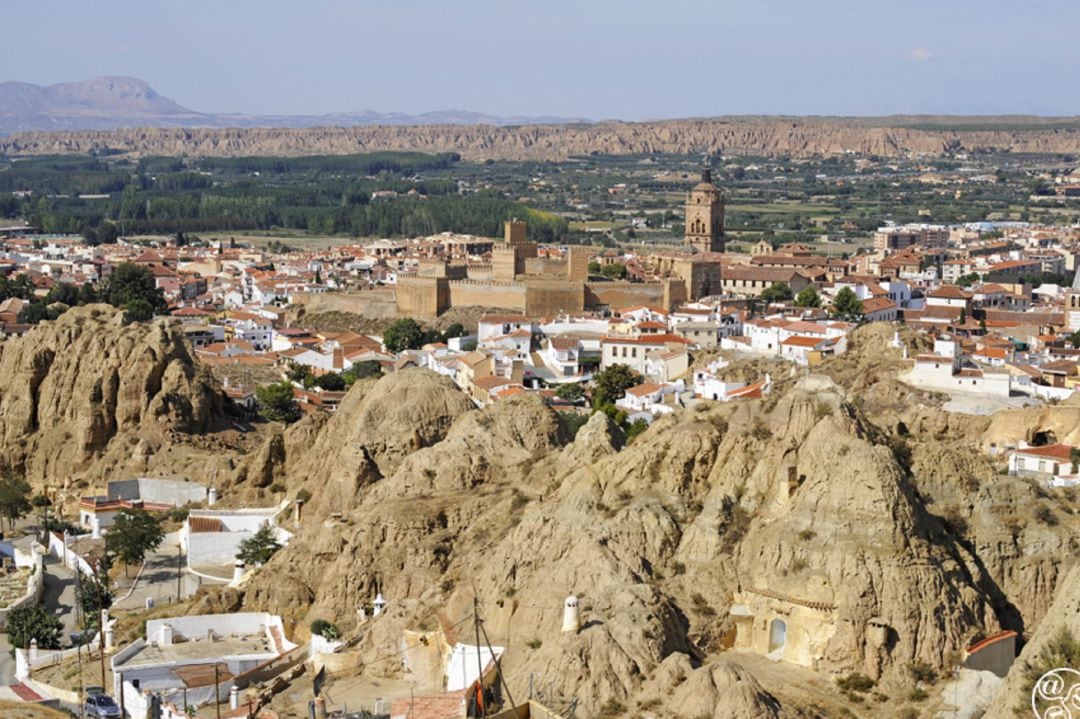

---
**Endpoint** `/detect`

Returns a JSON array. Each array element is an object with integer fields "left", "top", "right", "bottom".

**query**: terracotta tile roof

[
  {"left": 1013, "top": 444, "right": 1075, "bottom": 460},
  {"left": 188, "top": 517, "right": 225, "bottom": 533},
  {"left": 390, "top": 692, "right": 464, "bottom": 719},
  {"left": 624, "top": 382, "right": 664, "bottom": 397},
  {"left": 928, "top": 285, "right": 973, "bottom": 300}
]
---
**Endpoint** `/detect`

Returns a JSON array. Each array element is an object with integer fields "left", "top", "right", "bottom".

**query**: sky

[{"left": 3, "top": 0, "right": 1078, "bottom": 119}]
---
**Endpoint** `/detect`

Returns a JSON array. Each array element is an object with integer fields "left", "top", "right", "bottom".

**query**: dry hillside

[
  {"left": 7, "top": 311, "right": 1079, "bottom": 717},
  {"left": 4, "top": 117, "right": 1080, "bottom": 160}
]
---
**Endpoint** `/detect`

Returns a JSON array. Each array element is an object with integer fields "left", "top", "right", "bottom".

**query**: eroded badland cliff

[
  {"left": 10, "top": 309, "right": 1080, "bottom": 717},
  {"left": 4, "top": 117, "right": 1080, "bottom": 160}
]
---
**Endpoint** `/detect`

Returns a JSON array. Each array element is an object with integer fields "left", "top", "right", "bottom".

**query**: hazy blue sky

[{"left": 4, "top": 0, "right": 1077, "bottom": 118}]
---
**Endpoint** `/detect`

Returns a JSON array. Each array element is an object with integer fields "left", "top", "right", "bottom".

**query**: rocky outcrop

[
  {"left": 232, "top": 354, "right": 1063, "bottom": 715},
  {"left": 5, "top": 117, "right": 1080, "bottom": 160},
  {"left": 0, "top": 305, "right": 227, "bottom": 488}
]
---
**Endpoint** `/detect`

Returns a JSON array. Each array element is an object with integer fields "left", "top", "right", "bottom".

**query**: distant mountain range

[{"left": 0, "top": 76, "right": 591, "bottom": 134}]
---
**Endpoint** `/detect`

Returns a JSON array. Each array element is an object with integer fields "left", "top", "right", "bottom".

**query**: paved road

[
  {"left": 113, "top": 531, "right": 203, "bottom": 611},
  {"left": 43, "top": 554, "right": 79, "bottom": 642}
]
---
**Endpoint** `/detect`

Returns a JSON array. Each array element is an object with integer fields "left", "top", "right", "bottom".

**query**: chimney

[
  {"left": 562, "top": 595, "right": 581, "bottom": 633},
  {"left": 208, "top": 487, "right": 218, "bottom": 506},
  {"left": 232, "top": 560, "right": 246, "bottom": 584},
  {"left": 294, "top": 499, "right": 304, "bottom": 523},
  {"left": 373, "top": 593, "right": 387, "bottom": 617},
  {"left": 158, "top": 623, "right": 174, "bottom": 646},
  {"left": 229, "top": 685, "right": 239, "bottom": 711}
]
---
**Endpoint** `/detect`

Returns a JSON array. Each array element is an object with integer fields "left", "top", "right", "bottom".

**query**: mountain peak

[{"left": 0, "top": 76, "right": 590, "bottom": 134}]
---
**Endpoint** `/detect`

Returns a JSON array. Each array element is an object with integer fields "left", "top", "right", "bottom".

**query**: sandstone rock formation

[
  {"left": 0, "top": 305, "right": 230, "bottom": 490},
  {"left": 4, "top": 117, "right": 1080, "bottom": 161},
  {"left": 220, "top": 326, "right": 1080, "bottom": 717}
]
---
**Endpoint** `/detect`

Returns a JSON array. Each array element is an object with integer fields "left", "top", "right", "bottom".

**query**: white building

[{"left": 111, "top": 613, "right": 297, "bottom": 719}]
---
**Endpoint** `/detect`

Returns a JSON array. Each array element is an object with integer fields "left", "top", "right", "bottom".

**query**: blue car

[{"left": 84, "top": 693, "right": 122, "bottom": 718}]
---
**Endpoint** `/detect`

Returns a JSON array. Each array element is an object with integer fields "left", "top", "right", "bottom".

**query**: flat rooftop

[{"left": 116, "top": 635, "right": 275, "bottom": 671}]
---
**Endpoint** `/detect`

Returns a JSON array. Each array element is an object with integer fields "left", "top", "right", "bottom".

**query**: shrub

[
  {"left": 526, "top": 638, "right": 542, "bottom": 650},
  {"left": 797, "top": 529, "right": 816, "bottom": 541},
  {"left": 907, "top": 688, "right": 928, "bottom": 702},
  {"left": 598, "top": 699, "right": 626, "bottom": 718},
  {"left": 836, "top": 673, "right": 875, "bottom": 693},
  {"left": 671, "top": 561, "right": 686, "bottom": 576},
  {"left": 296, "top": 488, "right": 313, "bottom": 504},
  {"left": 310, "top": 619, "right": 340, "bottom": 640},
  {"left": 749, "top": 419, "right": 772, "bottom": 441},
  {"left": 1034, "top": 504, "right": 1059, "bottom": 526},
  {"left": 907, "top": 660, "right": 937, "bottom": 684}
]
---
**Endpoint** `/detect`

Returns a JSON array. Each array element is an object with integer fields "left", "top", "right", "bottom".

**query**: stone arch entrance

[{"left": 768, "top": 618, "right": 787, "bottom": 653}]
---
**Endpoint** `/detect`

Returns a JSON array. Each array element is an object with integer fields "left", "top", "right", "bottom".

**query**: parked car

[{"left": 84, "top": 693, "right": 122, "bottom": 718}]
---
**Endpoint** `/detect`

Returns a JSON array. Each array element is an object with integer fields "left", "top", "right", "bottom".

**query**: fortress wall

[
  {"left": 397, "top": 276, "right": 449, "bottom": 317},
  {"left": 524, "top": 281, "right": 585, "bottom": 316},
  {"left": 448, "top": 279, "right": 527, "bottom": 312},
  {"left": 585, "top": 282, "right": 668, "bottom": 311},
  {"left": 524, "top": 257, "right": 570, "bottom": 276}
]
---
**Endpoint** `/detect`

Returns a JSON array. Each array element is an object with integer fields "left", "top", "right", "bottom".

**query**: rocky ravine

[
  {"left": 218, "top": 325, "right": 1078, "bottom": 718},
  {"left": 4, "top": 117, "right": 1080, "bottom": 160}
]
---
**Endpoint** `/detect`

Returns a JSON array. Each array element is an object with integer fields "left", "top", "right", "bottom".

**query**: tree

[
  {"left": 383, "top": 318, "right": 425, "bottom": 353},
  {"left": 587, "top": 260, "right": 602, "bottom": 275},
  {"left": 6, "top": 603, "right": 62, "bottom": 649},
  {"left": 18, "top": 301, "right": 49, "bottom": 325},
  {"left": 793, "top": 287, "right": 822, "bottom": 308},
  {"left": 625, "top": 418, "right": 649, "bottom": 443},
  {"left": 31, "top": 494, "right": 51, "bottom": 543},
  {"left": 760, "top": 283, "right": 793, "bottom": 303},
  {"left": 591, "top": 365, "right": 642, "bottom": 409},
  {"left": 600, "top": 263, "right": 628, "bottom": 280},
  {"left": 77, "top": 566, "right": 114, "bottom": 632},
  {"left": 312, "top": 373, "right": 346, "bottom": 391},
  {"left": 45, "top": 282, "right": 80, "bottom": 306},
  {"left": 0, "top": 473, "right": 32, "bottom": 531},
  {"left": 105, "top": 509, "right": 165, "bottom": 576},
  {"left": 556, "top": 383, "right": 585, "bottom": 402},
  {"left": 342, "top": 360, "right": 383, "bottom": 385},
  {"left": 102, "top": 263, "right": 167, "bottom": 314},
  {"left": 443, "top": 323, "right": 466, "bottom": 339},
  {"left": 255, "top": 381, "right": 301, "bottom": 423},
  {"left": 124, "top": 298, "right": 155, "bottom": 323},
  {"left": 1070, "top": 330, "right": 1080, "bottom": 349},
  {"left": 236, "top": 523, "right": 282, "bottom": 566},
  {"left": 79, "top": 282, "right": 99, "bottom": 304},
  {"left": 832, "top": 286, "right": 864, "bottom": 320}
]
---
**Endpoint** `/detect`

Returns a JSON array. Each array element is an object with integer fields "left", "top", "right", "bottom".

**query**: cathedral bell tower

[{"left": 684, "top": 166, "right": 725, "bottom": 253}]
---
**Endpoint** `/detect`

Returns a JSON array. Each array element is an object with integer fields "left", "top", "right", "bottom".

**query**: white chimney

[
  {"left": 158, "top": 623, "right": 174, "bottom": 646},
  {"left": 208, "top": 487, "right": 218, "bottom": 506},
  {"left": 373, "top": 593, "right": 387, "bottom": 616},
  {"left": 229, "top": 685, "right": 239, "bottom": 710},
  {"left": 562, "top": 595, "right": 581, "bottom": 633},
  {"left": 91, "top": 515, "right": 101, "bottom": 539},
  {"left": 232, "top": 561, "right": 246, "bottom": 584}
]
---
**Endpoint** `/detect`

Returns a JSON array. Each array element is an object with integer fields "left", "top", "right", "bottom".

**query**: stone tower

[
  {"left": 684, "top": 167, "right": 725, "bottom": 253},
  {"left": 1067, "top": 265, "right": 1080, "bottom": 331}
]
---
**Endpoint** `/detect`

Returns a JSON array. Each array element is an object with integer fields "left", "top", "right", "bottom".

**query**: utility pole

[
  {"left": 474, "top": 596, "right": 486, "bottom": 718},
  {"left": 480, "top": 618, "right": 517, "bottom": 713},
  {"left": 96, "top": 561, "right": 106, "bottom": 690},
  {"left": 215, "top": 664, "right": 222, "bottom": 719},
  {"left": 176, "top": 542, "right": 182, "bottom": 602}
]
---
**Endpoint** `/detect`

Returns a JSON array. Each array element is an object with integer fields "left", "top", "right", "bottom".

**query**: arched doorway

[{"left": 768, "top": 619, "right": 787, "bottom": 653}]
